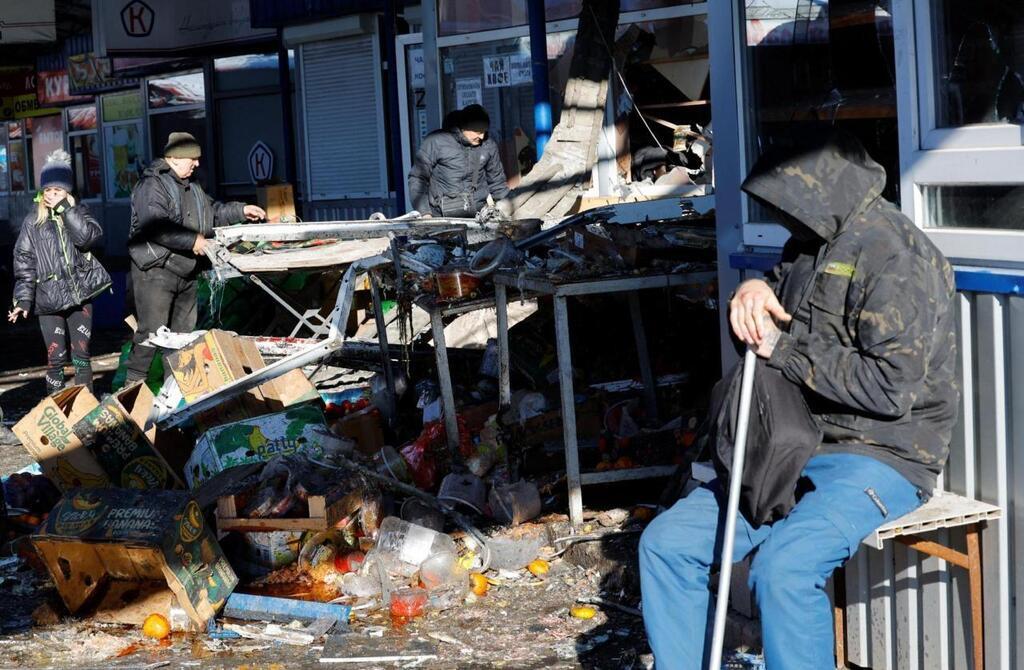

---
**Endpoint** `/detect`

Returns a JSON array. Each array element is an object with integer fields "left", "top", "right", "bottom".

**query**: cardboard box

[
  {"left": 256, "top": 183, "right": 296, "bottom": 222},
  {"left": 32, "top": 488, "right": 238, "bottom": 629},
  {"left": 184, "top": 403, "right": 336, "bottom": 489},
  {"left": 510, "top": 398, "right": 603, "bottom": 446},
  {"left": 73, "top": 382, "right": 186, "bottom": 490},
  {"left": 240, "top": 531, "right": 304, "bottom": 569},
  {"left": 13, "top": 387, "right": 110, "bottom": 491},
  {"left": 165, "top": 330, "right": 319, "bottom": 431},
  {"left": 333, "top": 407, "right": 385, "bottom": 456}
]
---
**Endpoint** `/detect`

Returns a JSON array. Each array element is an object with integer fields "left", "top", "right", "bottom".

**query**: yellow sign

[{"left": 1, "top": 93, "right": 59, "bottom": 120}]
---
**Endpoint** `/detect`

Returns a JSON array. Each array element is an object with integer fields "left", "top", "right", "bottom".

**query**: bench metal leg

[
  {"left": 886, "top": 523, "right": 986, "bottom": 670},
  {"left": 966, "top": 524, "right": 985, "bottom": 670}
]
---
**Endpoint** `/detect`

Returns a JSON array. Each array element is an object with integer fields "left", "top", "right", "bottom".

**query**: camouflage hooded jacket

[{"left": 741, "top": 135, "right": 958, "bottom": 493}]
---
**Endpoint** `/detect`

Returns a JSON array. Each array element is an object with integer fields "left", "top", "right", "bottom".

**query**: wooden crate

[{"left": 216, "top": 489, "right": 359, "bottom": 533}]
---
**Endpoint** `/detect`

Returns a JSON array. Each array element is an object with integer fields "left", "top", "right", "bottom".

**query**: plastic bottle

[
  {"left": 418, "top": 550, "right": 462, "bottom": 590},
  {"left": 375, "top": 516, "right": 458, "bottom": 569}
]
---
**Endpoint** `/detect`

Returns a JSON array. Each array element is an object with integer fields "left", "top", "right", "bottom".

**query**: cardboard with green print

[
  {"left": 184, "top": 402, "right": 333, "bottom": 489},
  {"left": 31, "top": 488, "right": 238, "bottom": 629},
  {"left": 73, "top": 381, "right": 187, "bottom": 490},
  {"left": 13, "top": 386, "right": 110, "bottom": 492}
]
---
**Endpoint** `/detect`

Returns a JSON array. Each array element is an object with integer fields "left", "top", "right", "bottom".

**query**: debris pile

[{"left": 0, "top": 199, "right": 730, "bottom": 666}]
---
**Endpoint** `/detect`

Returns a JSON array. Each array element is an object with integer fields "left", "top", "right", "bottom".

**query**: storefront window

[
  {"left": 103, "top": 123, "right": 143, "bottom": 199},
  {"left": 440, "top": 31, "right": 577, "bottom": 183},
  {"left": 67, "top": 104, "right": 97, "bottom": 132},
  {"left": 102, "top": 91, "right": 144, "bottom": 200},
  {"left": 69, "top": 134, "right": 102, "bottom": 199},
  {"left": 931, "top": 2, "right": 1024, "bottom": 127},
  {"left": 741, "top": 0, "right": 900, "bottom": 212},
  {"left": 438, "top": 0, "right": 692, "bottom": 36},
  {"left": 613, "top": 15, "right": 711, "bottom": 188},
  {"left": 148, "top": 71, "right": 205, "bottom": 109},
  {"left": 8, "top": 122, "right": 27, "bottom": 192},
  {"left": 924, "top": 184, "right": 1024, "bottom": 230}
]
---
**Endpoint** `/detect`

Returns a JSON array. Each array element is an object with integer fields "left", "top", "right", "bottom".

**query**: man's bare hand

[
  {"left": 243, "top": 205, "right": 266, "bottom": 221},
  {"left": 192, "top": 234, "right": 208, "bottom": 256},
  {"left": 7, "top": 307, "right": 27, "bottom": 323},
  {"left": 729, "top": 279, "right": 791, "bottom": 346},
  {"left": 754, "top": 314, "right": 782, "bottom": 359}
]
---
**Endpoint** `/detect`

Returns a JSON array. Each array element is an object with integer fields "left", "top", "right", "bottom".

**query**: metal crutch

[{"left": 707, "top": 348, "right": 758, "bottom": 670}]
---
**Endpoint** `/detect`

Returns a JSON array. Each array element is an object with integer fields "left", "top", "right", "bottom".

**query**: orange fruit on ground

[
  {"left": 527, "top": 559, "right": 550, "bottom": 577},
  {"left": 570, "top": 605, "right": 597, "bottom": 619},
  {"left": 142, "top": 613, "right": 171, "bottom": 640},
  {"left": 470, "top": 573, "right": 489, "bottom": 596}
]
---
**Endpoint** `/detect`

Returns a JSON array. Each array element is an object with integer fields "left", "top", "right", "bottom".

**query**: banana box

[
  {"left": 13, "top": 386, "right": 110, "bottom": 492},
  {"left": 31, "top": 488, "right": 238, "bottom": 629},
  {"left": 73, "top": 382, "right": 186, "bottom": 490},
  {"left": 164, "top": 329, "right": 319, "bottom": 431}
]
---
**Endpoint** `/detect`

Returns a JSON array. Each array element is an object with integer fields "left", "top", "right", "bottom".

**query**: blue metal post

[{"left": 527, "top": 0, "right": 551, "bottom": 158}]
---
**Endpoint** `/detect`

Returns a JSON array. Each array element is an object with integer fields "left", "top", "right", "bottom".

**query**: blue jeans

[{"left": 639, "top": 453, "right": 924, "bottom": 670}]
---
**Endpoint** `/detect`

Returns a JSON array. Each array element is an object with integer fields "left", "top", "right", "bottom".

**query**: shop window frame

[
  {"left": 397, "top": 3, "right": 710, "bottom": 211},
  {"left": 100, "top": 88, "right": 147, "bottom": 203},
  {"left": 893, "top": 1, "right": 1024, "bottom": 264},
  {"left": 65, "top": 102, "right": 102, "bottom": 203}
]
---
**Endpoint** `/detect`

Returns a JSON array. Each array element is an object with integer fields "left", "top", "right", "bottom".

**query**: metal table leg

[
  {"left": 369, "top": 273, "right": 396, "bottom": 426},
  {"left": 430, "top": 308, "right": 461, "bottom": 459},
  {"left": 553, "top": 295, "right": 583, "bottom": 527},
  {"left": 495, "top": 283, "right": 511, "bottom": 411},
  {"left": 628, "top": 291, "right": 659, "bottom": 422}
]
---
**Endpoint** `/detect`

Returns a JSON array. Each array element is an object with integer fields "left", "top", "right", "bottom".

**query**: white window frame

[
  {"left": 729, "top": 2, "right": 821, "bottom": 248},
  {"left": 65, "top": 102, "right": 102, "bottom": 203},
  {"left": 894, "top": 1, "right": 1024, "bottom": 264}
]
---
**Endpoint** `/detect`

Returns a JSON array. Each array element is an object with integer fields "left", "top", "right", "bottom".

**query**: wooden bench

[{"left": 833, "top": 491, "right": 1002, "bottom": 669}]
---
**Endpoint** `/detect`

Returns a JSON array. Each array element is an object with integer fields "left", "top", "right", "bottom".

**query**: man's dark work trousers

[{"left": 125, "top": 264, "right": 197, "bottom": 382}]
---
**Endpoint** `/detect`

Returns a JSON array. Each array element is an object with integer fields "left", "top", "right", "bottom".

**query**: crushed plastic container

[
  {"left": 487, "top": 535, "right": 545, "bottom": 571},
  {"left": 418, "top": 550, "right": 463, "bottom": 590},
  {"left": 489, "top": 480, "right": 542, "bottom": 526},
  {"left": 375, "top": 517, "right": 458, "bottom": 569}
]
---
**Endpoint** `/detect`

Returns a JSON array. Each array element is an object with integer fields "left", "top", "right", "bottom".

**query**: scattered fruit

[
  {"left": 527, "top": 559, "right": 550, "bottom": 577},
  {"left": 613, "top": 456, "right": 634, "bottom": 470},
  {"left": 570, "top": 605, "right": 597, "bottom": 620},
  {"left": 142, "top": 613, "right": 171, "bottom": 640},
  {"left": 470, "top": 573, "right": 489, "bottom": 596}
]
